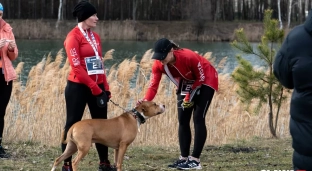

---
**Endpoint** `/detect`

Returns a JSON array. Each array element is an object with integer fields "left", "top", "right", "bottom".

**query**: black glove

[
  {"left": 105, "top": 91, "right": 111, "bottom": 102},
  {"left": 96, "top": 91, "right": 108, "bottom": 108}
]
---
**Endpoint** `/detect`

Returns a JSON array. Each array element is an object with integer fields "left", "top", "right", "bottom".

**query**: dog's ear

[{"left": 135, "top": 103, "right": 145, "bottom": 113}]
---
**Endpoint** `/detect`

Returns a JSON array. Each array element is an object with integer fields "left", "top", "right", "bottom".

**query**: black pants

[
  {"left": 293, "top": 150, "right": 312, "bottom": 171},
  {"left": 0, "top": 71, "right": 12, "bottom": 145},
  {"left": 177, "top": 84, "right": 215, "bottom": 158},
  {"left": 62, "top": 80, "right": 108, "bottom": 163}
]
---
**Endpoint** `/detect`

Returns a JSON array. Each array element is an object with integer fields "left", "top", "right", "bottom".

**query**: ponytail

[{"left": 170, "top": 40, "right": 182, "bottom": 50}]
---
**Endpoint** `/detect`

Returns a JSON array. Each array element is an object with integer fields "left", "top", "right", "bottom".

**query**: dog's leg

[
  {"left": 114, "top": 148, "right": 119, "bottom": 166},
  {"left": 116, "top": 142, "right": 129, "bottom": 171},
  {"left": 51, "top": 140, "right": 78, "bottom": 171},
  {"left": 72, "top": 143, "right": 91, "bottom": 171}
]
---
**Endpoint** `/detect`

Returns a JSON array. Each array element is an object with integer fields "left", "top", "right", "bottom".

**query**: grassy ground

[{"left": 0, "top": 137, "right": 293, "bottom": 171}]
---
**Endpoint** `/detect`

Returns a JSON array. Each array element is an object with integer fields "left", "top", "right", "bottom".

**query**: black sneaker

[
  {"left": 177, "top": 158, "right": 202, "bottom": 170},
  {"left": 98, "top": 162, "right": 116, "bottom": 171},
  {"left": 0, "top": 146, "right": 9, "bottom": 158},
  {"left": 62, "top": 165, "right": 73, "bottom": 171},
  {"left": 168, "top": 158, "right": 187, "bottom": 168}
]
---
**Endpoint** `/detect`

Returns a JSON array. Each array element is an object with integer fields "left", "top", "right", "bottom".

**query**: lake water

[{"left": 13, "top": 39, "right": 265, "bottom": 83}]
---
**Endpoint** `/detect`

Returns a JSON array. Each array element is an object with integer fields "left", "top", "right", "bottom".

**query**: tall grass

[{"left": 6, "top": 49, "right": 291, "bottom": 147}]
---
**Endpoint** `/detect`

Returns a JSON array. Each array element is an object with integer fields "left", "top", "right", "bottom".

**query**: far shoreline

[{"left": 8, "top": 19, "right": 273, "bottom": 42}]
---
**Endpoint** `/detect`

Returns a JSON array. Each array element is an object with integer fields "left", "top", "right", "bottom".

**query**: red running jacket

[
  {"left": 144, "top": 48, "right": 218, "bottom": 101},
  {"left": 64, "top": 26, "right": 109, "bottom": 95}
]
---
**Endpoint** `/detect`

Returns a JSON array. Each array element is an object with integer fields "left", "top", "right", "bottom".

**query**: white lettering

[
  {"left": 72, "top": 57, "right": 80, "bottom": 66},
  {"left": 70, "top": 48, "right": 77, "bottom": 57},
  {"left": 197, "top": 62, "right": 205, "bottom": 82},
  {"left": 185, "top": 84, "right": 192, "bottom": 91}
]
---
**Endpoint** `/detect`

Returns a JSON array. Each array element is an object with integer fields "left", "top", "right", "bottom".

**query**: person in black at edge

[{"left": 274, "top": 9, "right": 312, "bottom": 171}]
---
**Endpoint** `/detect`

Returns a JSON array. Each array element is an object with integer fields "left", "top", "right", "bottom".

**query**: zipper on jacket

[{"left": 168, "top": 64, "right": 194, "bottom": 81}]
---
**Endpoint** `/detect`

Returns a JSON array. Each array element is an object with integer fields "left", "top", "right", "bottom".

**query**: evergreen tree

[{"left": 231, "top": 9, "right": 287, "bottom": 137}]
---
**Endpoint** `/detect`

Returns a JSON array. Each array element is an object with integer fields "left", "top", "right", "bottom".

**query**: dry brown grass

[{"left": 6, "top": 49, "right": 291, "bottom": 147}]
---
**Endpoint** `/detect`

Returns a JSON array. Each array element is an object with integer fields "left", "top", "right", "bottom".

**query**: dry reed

[{"left": 6, "top": 49, "right": 291, "bottom": 147}]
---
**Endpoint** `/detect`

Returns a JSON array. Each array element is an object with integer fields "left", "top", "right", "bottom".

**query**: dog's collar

[{"left": 131, "top": 109, "right": 146, "bottom": 124}]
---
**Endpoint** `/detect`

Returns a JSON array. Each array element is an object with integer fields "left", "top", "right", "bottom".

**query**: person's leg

[
  {"left": 62, "top": 81, "right": 87, "bottom": 165},
  {"left": 0, "top": 73, "right": 12, "bottom": 158},
  {"left": 191, "top": 85, "right": 214, "bottom": 158},
  {"left": 87, "top": 84, "right": 111, "bottom": 168},
  {"left": 0, "top": 74, "right": 12, "bottom": 145},
  {"left": 177, "top": 85, "right": 214, "bottom": 170},
  {"left": 168, "top": 93, "right": 193, "bottom": 168},
  {"left": 177, "top": 93, "right": 194, "bottom": 158}
]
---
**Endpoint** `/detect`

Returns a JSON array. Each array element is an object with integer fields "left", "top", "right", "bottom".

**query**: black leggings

[
  {"left": 0, "top": 71, "right": 12, "bottom": 145},
  {"left": 62, "top": 81, "right": 108, "bottom": 164},
  {"left": 177, "top": 84, "right": 214, "bottom": 158}
]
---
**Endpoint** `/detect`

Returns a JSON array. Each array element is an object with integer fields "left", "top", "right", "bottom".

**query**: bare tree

[
  {"left": 214, "top": 0, "right": 220, "bottom": 22},
  {"left": 51, "top": 0, "right": 54, "bottom": 17},
  {"left": 120, "top": 0, "right": 124, "bottom": 20},
  {"left": 278, "top": 0, "right": 283, "bottom": 29},
  {"left": 298, "top": 0, "right": 303, "bottom": 22},
  {"left": 56, "top": 0, "right": 63, "bottom": 28},
  {"left": 132, "top": 0, "right": 137, "bottom": 21},
  {"left": 17, "top": 0, "right": 21, "bottom": 18},
  {"left": 288, "top": 0, "right": 293, "bottom": 28}
]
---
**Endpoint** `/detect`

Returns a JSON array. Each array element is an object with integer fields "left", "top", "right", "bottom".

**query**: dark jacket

[{"left": 274, "top": 11, "right": 312, "bottom": 158}]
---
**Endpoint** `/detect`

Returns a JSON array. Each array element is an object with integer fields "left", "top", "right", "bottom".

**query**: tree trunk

[
  {"left": 104, "top": 0, "right": 108, "bottom": 20},
  {"left": 237, "top": 0, "right": 241, "bottom": 20},
  {"left": 278, "top": 0, "right": 283, "bottom": 29},
  {"left": 63, "top": 0, "right": 67, "bottom": 20},
  {"left": 288, "top": 0, "right": 293, "bottom": 28},
  {"left": 214, "top": 0, "right": 220, "bottom": 22},
  {"left": 268, "top": 111, "right": 277, "bottom": 138},
  {"left": 269, "top": 43, "right": 277, "bottom": 138},
  {"left": 56, "top": 0, "right": 63, "bottom": 28},
  {"left": 7, "top": 0, "right": 10, "bottom": 19},
  {"left": 41, "top": 0, "right": 45, "bottom": 18},
  {"left": 132, "top": 0, "right": 137, "bottom": 21},
  {"left": 51, "top": 0, "right": 54, "bottom": 17},
  {"left": 18, "top": 0, "right": 21, "bottom": 18},
  {"left": 120, "top": 0, "right": 124, "bottom": 20},
  {"left": 298, "top": 0, "right": 302, "bottom": 23}
]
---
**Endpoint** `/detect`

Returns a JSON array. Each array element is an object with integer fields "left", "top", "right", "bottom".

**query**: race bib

[
  {"left": 181, "top": 80, "right": 194, "bottom": 95},
  {"left": 84, "top": 56, "right": 104, "bottom": 75}
]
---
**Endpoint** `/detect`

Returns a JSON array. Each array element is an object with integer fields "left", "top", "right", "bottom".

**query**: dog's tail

[{"left": 61, "top": 126, "right": 74, "bottom": 144}]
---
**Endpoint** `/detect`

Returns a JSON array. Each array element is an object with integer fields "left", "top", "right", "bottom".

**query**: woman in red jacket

[
  {"left": 139, "top": 38, "right": 218, "bottom": 170},
  {"left": 61, "top": 1, "right": 112, "bottom": 171}
]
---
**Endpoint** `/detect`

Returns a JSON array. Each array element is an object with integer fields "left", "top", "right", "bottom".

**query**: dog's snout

[{"left": 163, "top": 105, "right": 165, "bottom": 108}]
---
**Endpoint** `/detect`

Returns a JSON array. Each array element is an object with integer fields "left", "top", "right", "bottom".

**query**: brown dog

[{"left": 51, "top": 101, "right": 165, "bottom": 171}]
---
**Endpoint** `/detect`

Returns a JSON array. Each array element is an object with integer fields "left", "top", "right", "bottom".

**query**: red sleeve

[
  {"left": 7, "top": 31, "right": 18, "bottom": 61},
  {"left": 64, "top": 34, "right": 102, "bottom": 95},
  {"left": 144, "top": 61, "right": 162, "bottom": 101}
]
